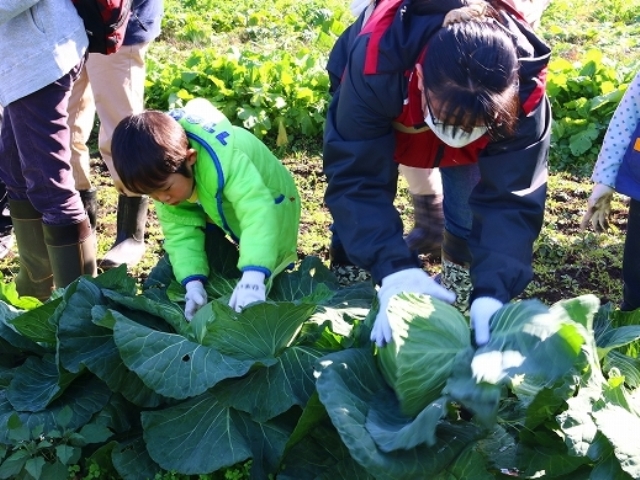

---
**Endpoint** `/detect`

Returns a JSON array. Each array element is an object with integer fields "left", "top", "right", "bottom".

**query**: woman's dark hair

[
  {"left": 421, "top": 12, "right": 520, "bottom": 139},
  {"left": 111, "top": 111, "right": 192, "bottom": 194}
]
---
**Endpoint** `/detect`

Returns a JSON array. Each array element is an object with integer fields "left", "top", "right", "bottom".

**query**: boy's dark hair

[
  {"left": 112, "top": 111, "right": 192, "bottom": 194},
  {"left": 421, "top": 14, "right": 520, "bottom": 139}
]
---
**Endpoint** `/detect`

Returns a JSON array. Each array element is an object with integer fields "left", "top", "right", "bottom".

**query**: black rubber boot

[
  {"left": 405, "top": 193, "right": 444, "bottom": 258},
  {"left": 79, "top": 188, "right": 98, "bottom": 231},
  {"left": 43, "top": 218, "right": 97, "bottom": 288},
  {"left": 440, "top": 230, "right": 472, "bottom": 313},
  {"left": 9, "top": 199, "right": 53, "bottom": 301},
  {"left": 100, "top": 195, "right": 148, "bottom": 270}
]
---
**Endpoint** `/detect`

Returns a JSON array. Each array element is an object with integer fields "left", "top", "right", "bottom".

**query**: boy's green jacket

[{"left": 155, "top": 99, "right": 301, "bottom": 285}]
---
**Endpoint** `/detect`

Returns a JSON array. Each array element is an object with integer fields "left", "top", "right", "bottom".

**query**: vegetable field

[{"left": 1, "top": 0, "right": 640, "bottom": 478}]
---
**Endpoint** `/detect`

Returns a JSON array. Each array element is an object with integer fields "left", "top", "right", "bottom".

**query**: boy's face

[{"left": 149, "top": 149, "right": 197, "bottom": 206}]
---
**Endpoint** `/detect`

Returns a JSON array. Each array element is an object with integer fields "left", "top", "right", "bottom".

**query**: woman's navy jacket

[{"left": 323, "top": 0, "right": 552, "bottom": 303}]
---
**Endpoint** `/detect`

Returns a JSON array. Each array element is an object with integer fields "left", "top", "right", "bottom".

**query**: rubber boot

[
  {"left": 43, "top": 218, "right": 97, "bottom": 288},
  {"left": 328, "top": 241, "right": 371, "bottom": 287},
  {"left": 100, "top": 195, "right": 148, "bottom": 270},
  {"left": 405, "top": 193, "right": 444, "bottom": 258},
  {"left": 8, "top": 199, "right": 53, "bottom": 301},
  {"left": 79, "top": 188, "right": 98, "bottom": 231},
  {"left": 440, "top": 230, "right": 472, "bottom": 313}
]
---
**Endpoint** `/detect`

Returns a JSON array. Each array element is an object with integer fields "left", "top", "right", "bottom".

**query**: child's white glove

[
  {"left": 229, "top": 271, "right": 266, "bottom": 312},
  {"left": 184, "top": 280, "right": 207, "bottom": 321},
  {"left": 371, "top": 268, "right": 456, "bottom": 347},
  {"left": 581, "top": 183, "right": 614, "bottom": 231},
  {"left": 469, "top": 297, "right": 503, "bottom": 346}
]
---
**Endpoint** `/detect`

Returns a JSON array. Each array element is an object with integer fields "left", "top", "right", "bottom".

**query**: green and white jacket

[{"left": 156, "top": 99, "right": 301, "bottom": 285}]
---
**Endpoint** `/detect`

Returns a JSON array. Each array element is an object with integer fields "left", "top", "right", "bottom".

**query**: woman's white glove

[
  {"left": 469, "top": 297, "right": 503, "bottom": 346},
  {"left": 371, "top": 268, "right": 456, "bottom": 347},
  {"left": 184, "top": 280, "right": 207, "bottom": 321},
  {"left": 229, "top": 271, "right": 266, "bottom": 312},
  {"left": 581, "top": 183, "right": 614, "bottom": 231}
]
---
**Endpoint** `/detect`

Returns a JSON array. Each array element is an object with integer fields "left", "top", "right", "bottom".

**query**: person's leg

[
  {"left": 328, "top": 224, "right": 373, "bottom": 286},
  {"left": 4, "top": 62, "right": 96, "bottom": 290},
  {"left": 67, "top": 64, "right": 99, "bottom": 229},
  {"left": 0, "top": 106, "right": 14, "bottom": 259},
  {"left": 400, "top": 165, "right": 444, "bottom": 257},
  {"left": 439, "top": 163, "right": 480, "bottom": 311},
  {"left": 621, "top": 198, "right": 640, "bottom": 311},
  {"left": 87, "top": 44, "right": 150, "bottom": 269}
]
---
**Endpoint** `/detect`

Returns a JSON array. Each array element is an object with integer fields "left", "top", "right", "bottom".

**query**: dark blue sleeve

[
  {"left": 469, "top": 97, "right": 551, "bottom": 302},
  {"left": 323, "top": 39, "right": 420, "bottom": 285}
]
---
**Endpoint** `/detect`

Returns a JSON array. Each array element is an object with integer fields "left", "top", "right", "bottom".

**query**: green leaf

[
  {"left": 365, "top": 395, "right": 446, "bottom": 451},
  {"left": 0, "top": 303, "right": 47, "bottom": 355},
  {"left": 279, "top": 424, "right": 373, "bottom": 480},
  {"left": 55, "top": 444, "right": 79, "bottom": 465},
  {"left": 141, "top": 391, "right": 252, "bottom": 474},
  {"left": 6, "top": 413, "right": 29, "bottom": 443},
  {"left": 470, "top": 298, "right": 586, "bottom": 409},
  {"left": 56, "top": 406, "right": 73, "bottom": 429},
  {"left": 7, "top": 354, "right": 78, "bottom": 412},
  {"left": 111, "top": 311, "right": 255, "bottom": 399},
  {"left": 200, "top": 301, "right": 315, "bottom": 360},
  {"left": 90, "top": 264, "right": 137, "bottom": 295},
  {"left": 58, "top": 279, "right": 107, "bottom": 374},
  {"left": 0, "top": 449, "right": 30, "bottom": 479},
  {"left": 592, "top": 405, "right": 640, "bottom": 478},
  {"left": 78, "top": 423, "right": 114, "bottom": 444},
  {"left": 0, "top": 376, "right": 110, "bottom": 444},
  {"left": 24, "top": 456, "right": 45, "bottom": 479},
  {"left": 102, "top": 289, "right": 188, "bottom": 336},
  {"left": 112, "top": 437, "right": 162, "bottom": 480},
  {"left": 378, "top": 293, "right": 471, "bottom": 417},
  {"left": 8, "top": 298, "right": 61, "bottom": 345},
  {"left": 39, "top": 461, "right": 69, "bottom": 480},
  {"left": 226, "top": 346, "right": 325, "bottom": 422},
  {"left": 0, "top": 278, "right": 42, "bottom": 311},
  {"left": 315, "top": 348, "right": 484, "bottom": 479}
]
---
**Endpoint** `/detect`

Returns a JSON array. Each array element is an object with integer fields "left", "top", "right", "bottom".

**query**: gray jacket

[{"left": 0, "top": 0, "right": 88, "bottom": 106}]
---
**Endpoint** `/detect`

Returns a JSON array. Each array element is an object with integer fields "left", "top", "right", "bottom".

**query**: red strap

[
  {"left": 360, "top": 0, "right": 405, "bottom": 74},
  {"left": 521, "top": 67, "right": 547, "bottom": 115}
]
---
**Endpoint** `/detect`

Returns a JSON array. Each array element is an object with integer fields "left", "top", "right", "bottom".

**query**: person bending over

[{"left": 111, "top": 98, "right": 301, "bottom": 319}]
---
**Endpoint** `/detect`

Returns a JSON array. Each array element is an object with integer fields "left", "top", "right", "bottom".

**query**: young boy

[
  {"left": 582, "top": 70, "right": 640, "bottom": 312},
  {"left": 111, "top": 98, "right": 301, "bottom": 319}
]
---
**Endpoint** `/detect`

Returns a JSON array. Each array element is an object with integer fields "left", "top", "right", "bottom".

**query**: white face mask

[{"left": 424, "top": 113, "right": 487, "bottom": 148}]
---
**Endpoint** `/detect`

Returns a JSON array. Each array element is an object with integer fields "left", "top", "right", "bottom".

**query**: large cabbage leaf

[{"left": 377, "top": 293, "right": 471, "bottom": 417}]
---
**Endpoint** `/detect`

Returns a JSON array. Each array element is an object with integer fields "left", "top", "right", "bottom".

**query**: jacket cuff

[
  {"left": 241, "top": 266, "right": 272, "bottom": 278},
  {"left": 180, "top": 275, "right": 208, "bottom": 287}
]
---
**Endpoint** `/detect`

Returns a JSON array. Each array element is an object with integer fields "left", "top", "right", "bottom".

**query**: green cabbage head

[{"left": 377, "top": 293, "right": 471, "bottom": 417}]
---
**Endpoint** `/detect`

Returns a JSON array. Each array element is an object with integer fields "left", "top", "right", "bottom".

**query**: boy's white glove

[
  {"left": 229, "top": 271, "right": 266, "bottom": 312},
  {"left": 469, "top": 297, "right": 503, "bottom": 346},
  {"left": 184, "top": 280, "right": 207, "bottom": 321},
  {"left": 371, "top": 268, "right": 456, "bottom": 347},
  {"left": 581, "top": 183, "right": 614, "bottom": 231}
]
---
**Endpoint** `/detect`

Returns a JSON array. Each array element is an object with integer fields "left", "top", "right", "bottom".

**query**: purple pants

[{"left": 0, "top": 61, "right": 86, "bottom": 226}]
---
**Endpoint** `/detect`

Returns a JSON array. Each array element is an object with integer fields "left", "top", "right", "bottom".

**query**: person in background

[
  {"left": 110, "top": 98, "right": 301, "bottom": 320},
  {"left": 0, "top": 107, "right": 15, "bottom": 259},
  {"left": 0, "top": 0, "right": 95, "bottom": 301},
  {"left": 324, "top": 0, "right": 552, "bottom": 347},
  {"left": 581, "top": 70, "right": 640, "bottom": 312},
  {"left": 67, "top": 0, "right": 164, "bottom": 269}
]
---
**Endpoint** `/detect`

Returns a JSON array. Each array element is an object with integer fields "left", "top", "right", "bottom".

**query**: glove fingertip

[{"left": 475, "top": 331, "right": 490, "bottom": 346}]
